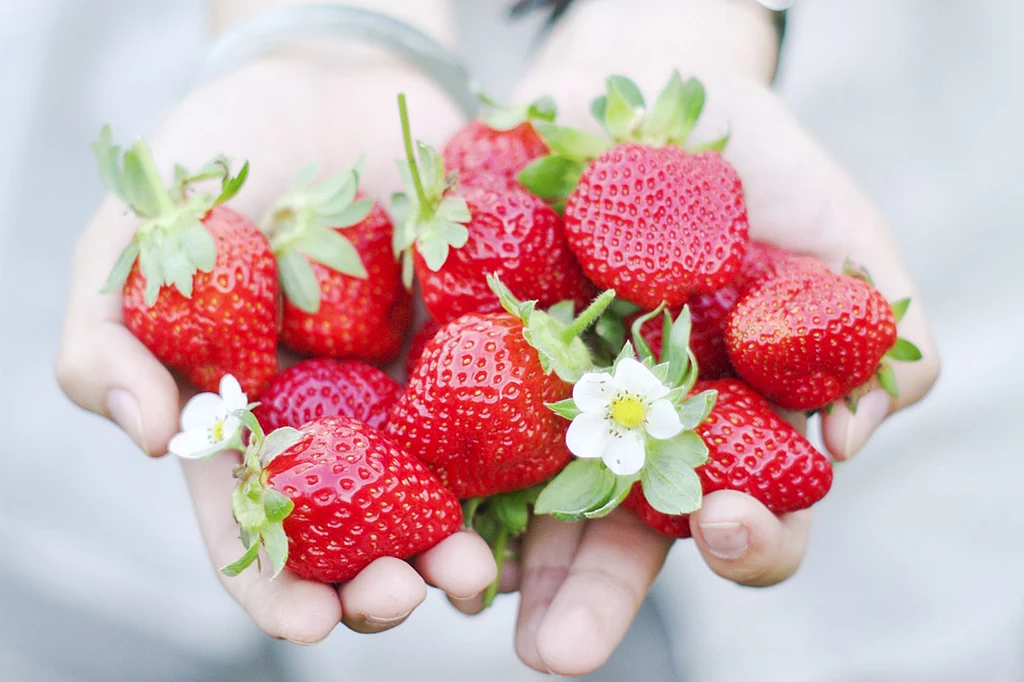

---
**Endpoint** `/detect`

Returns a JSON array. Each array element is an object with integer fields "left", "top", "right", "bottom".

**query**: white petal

[
  {"left": 179, "top": 393, "right": 225, "bottom": 431},
  {"left": 573, "top": 372, "right": 615, "bottom": 412},
  {"left": 645, "top": 399, "right": 684, "bottom": 439},
  {"left": 220, "top": 415, "right": 242, "bottom": 443},
  {"left": 613, "top": 357, "right": 667, "bottom": 400},
  {"left": 168, "top": 429, "right": 218, "bottom": 459},
  {"left": 219, "top": 374, "right": 248, "bottom": 411},
  {"left": 601, "top": 430, "right": 646, "bottom": 476},
  {"left": 565, "top": 411, "right": 613, "bottom": 459}
]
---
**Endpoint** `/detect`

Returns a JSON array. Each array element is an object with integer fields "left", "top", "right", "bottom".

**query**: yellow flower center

[
  {"left": 610, "top": 396, "right": 646, "bottom": 429},
  {"left": 211, "top": 419, "right": 225, "bottom": 443}
]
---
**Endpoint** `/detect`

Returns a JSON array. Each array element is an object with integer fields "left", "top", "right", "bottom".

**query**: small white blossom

[
  {"left": 168, "top": 374, "right": 248, "bottom": 459},
  {"left": 565, "top": 358, "right": 683, "bottom": 476}
]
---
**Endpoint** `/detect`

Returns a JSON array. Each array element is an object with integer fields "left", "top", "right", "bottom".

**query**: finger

[
  {"left": 689, "top": 489, "right": 811, "bottom": 587},
  {"left": 531, "top": 510, "right": 673, "bottom": 677},
  {"left": 446, "top": 554, "right": 522, "bottom": 616},
  {"left": 338, "top": 558, "right": 427, "bottom": 633},
  {"left": 182, "top": 454, "right": 342, "bottom": 644},
  {"left": 413, "top": 529, "right": 496, "bottom": 601},
  {"left": 514, "top": 515, "right": 585, "bottom": 672}
]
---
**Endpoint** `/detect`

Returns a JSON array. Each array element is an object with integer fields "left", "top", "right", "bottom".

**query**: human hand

[
  {"left": 489, "top": 0, "right": 939, "bottom": 674},
  {"left": 55, "top": 52, "right": 497, "bottom": 643}
]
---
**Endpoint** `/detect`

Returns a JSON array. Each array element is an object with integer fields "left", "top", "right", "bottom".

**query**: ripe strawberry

[
  {"left": 94, "top": 126, "right": 278, "bottom": 395},
  {"left": 405, "top": 318, "right": 441, "bottom": 378},
  {"left": 225, "top": 415, "right": 462, "bottom": 584},
  {"left": 392, "top": 95, "right": 593, "bottom": 325},
  {"left": 385, "top": 277, "right": 614, "bottom": 499},
  {"left": 442, "top": 95, "right": 554, "bottom": 190},
  {"left": 725, "top": 265, "right": 920, "bottom": 410},
  {"left": 733, "top": 241, "right": 829, "bottom": 291},
  {"left": 265, "top": 164, "right": 411, "bottom": 364},
  {"left": 623, "top": 379, "right": 833, "bottom": 538},
  {"left": 254, "top": 358, "right": 401, "bottom": 432}
]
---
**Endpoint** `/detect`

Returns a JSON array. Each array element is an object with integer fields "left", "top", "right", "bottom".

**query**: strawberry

[
  {"left": 405, "top": 318, "right": 441, "bottom": 379},
  {"left": 725, "top": 263, "right": 921, "bottom": 410},
  {"left": 264, "top": 164, "right": 410, "bottom": 364},
  {"left": 254, "top": 358, "right": 401, "bottom": 432},
  {"left": 733, "top": 241, "right": 830, "bottom": 290},
  {"left": 442, "top": 95, "right": 555, "bottom": 190},
  {"left": 622, "top": 379, "right": 834, "bottom": 538},
  {"left": 224, "top": 414, "right": 462, "bottom": 584},
  {"left": 94, "top": 126, "right": 278, "bottom": 395},
  {"left": 518, "top": 73, "right": 749, "bottom": 309},
  {"left": 391, "top": 94, "right": 594, "bottom": 325}
]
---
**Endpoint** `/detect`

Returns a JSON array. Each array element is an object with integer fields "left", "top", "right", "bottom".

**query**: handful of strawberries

[{"left": 95, "top": 72, "right": 921, "bottom": 605}]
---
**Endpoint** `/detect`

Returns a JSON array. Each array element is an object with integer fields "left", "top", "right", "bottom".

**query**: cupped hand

[{"left": 55, "top": 52, "right": 496, "bottom": 643}]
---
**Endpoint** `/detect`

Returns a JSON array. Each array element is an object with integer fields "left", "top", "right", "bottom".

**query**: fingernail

[
  {"left": 106, "top": 389, "right": 149, "bottom": 455},
  {"left": 699, "top": 521, "right": 748, "bottom": 559},
  {"left": 364, "top": 610, "right": 412, "bottom": 626},
  {"left": 842, "top": 388, "right": 890, "bottom": 459}
]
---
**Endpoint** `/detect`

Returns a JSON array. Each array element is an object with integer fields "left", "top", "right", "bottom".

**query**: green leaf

[
  {"left": 492, "top": 492, "right": 530, "bottom": 534},
  {"left": 296, "top": 227, "right": 367, "bottom": 279},
  {"left": 546, "top": 300, "right": 576, "bottom": 326},
  {"left": 669, "top": 77, "right": 706, "bottom": 146},
  {"left": 677, "top": 390, "right": 717, "bottom": 430},
  {"left": 877, "top": 363, "right": 899, "bottom": 398},
  {"left": 591, "top": 95, "right": 608, "bottom": 127},
  {"left": 100, "top": 240, "right": 140, "bottom": 294},
  {"left": 181, "top": 222, "right": 217, "bottom": 273},
  {"left": 583, "top": 473, "right": 637, "bottom": 519},
  {"left": 891, "top": 297, "right": 911, "bottom": 323},
  {"left": 629, "top": 305, "right": 665, "bottom": 364},
  {"left": 517, "top": 155, "right": 584, "bottom": 202},
  {"left": 159, "top": 231, "right": 194, "bottom": 298},
  {"left": 214, "top": 160, "right": 249, "bottom": 206},
  {"left": 641, "top": 70, "right": 686, "bottom": 144},
  {"left": 401, "top": 251, "right": 414, "bottom": 289},
  {"left": 417, "top": 231, "right": 452, "bottom": 272},
  {"left": 604, "top": 77, "right": 644, "bottom": 141},
  {"left": 221, "top": 541, "right": 261, "bottom": 577},
  {"left": 390, "top": 192, "right": 412, "bottom": 230},
  {"left": 138, "top": 239, "right": 165, "bottom": 306},
  {"left": 289, "top": 160, "right": 321, "bottom": 192},
  {"left": 641, "top": 432, "right": 707, "bottom": 515},
  {"left": 416, "top": 141, "right": 446, "bottom": 199},
  {"left": 528, "top": 95, "right": 558, "bottom": 122},
  {"left": 231, "top": 482, "right": 266, "bottom": 530},
  {"left": 261, "top": 523, "right": 290, "bottom": 579},
  {"left": 437, "top": 195, "right": 471, "bottom": 223},
  {"left": 546, "top": 398, "right": 581, "bottom": 421},
  {"left": 607, "top": 75, "right": 645, "bottom": 108},
  {"left": 311, "top": 171, "right": 357, "bottom": 213},
  {"left": 532, "top": 121, "right": 609, "bottom": 161},
  {"left": 663, "top": 306, "right": 692, "bottom": 387},
  {"left": 92, "top": 125, "right": 126, "bottom": 203},
  {"left": 263, "top": 489, "right": 294, "bottom": 524},
  {"left": 689, "top": 131, "right": 730, "bottom": 153},
  {"left": 261, "top": 427, "right": 303, "bottom": 466},
  {"left": 534, "top": 459, "right": 618, "bottom": 521},
  {"left": 322, "top": 197, "right": 373, "bottom": 229},
  {"left": 594, "top": 313, "right": 627, "bottom": 357},
  {"left": 277, "top": 247, "right": 321, "bottom": 313},
  {"left": 887, "top": 338, "right": 922, "bottom": 362},
  {"left": 122, "top": 145, "right": 164, "bottom": 217}
]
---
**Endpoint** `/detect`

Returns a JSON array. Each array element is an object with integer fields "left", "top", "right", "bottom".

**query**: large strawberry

[
  {"left": 94, "top": 126, "right": 277, "bottom": 395},
  {"left": 519, "top": 72, "right": 749, "bottom": 309},
  {"left": 622, "top": 378, "right": 834, "bottom": 538},
  {"left": 404, "top": 318, "right": 441, "bottom": 379},
  {"left": 263, "top": 163, "right": 410, "bottom": 364},
  {"left": 391, "top": 95, "right": 593, "bottom": 325},
  {"left": 254, "top": 358, "right": 401, "bottom": 432},
  {"left": 725, "top": 263, "right": 922, "bottom": 410},
  {"left": 442, "top": 95, "right": 554, "bottom": 190},
  {"left": 224, "top": 414, "right": 462, "bottom": 584}
]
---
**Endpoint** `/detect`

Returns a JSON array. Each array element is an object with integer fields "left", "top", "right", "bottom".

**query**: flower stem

[
  {"left": 560, "top": 289, "right": 616, "bottom": 345},
  {"left": 481, "top": 526, "right": 509, "bottom": 609},
  {"left": 398, "top": 93, "right": 430, "bottom": 217}
]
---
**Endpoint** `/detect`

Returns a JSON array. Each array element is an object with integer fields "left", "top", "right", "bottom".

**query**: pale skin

[{"left": 55, "top": 0, "right": 939, "bottom": 675}]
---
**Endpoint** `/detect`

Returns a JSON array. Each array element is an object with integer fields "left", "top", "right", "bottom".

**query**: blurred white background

[{"left": 1, "top": 1, "right": 1022, "bottom": 680}]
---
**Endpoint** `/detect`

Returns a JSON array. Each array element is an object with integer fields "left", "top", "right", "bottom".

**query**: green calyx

[
  {"left": 535, "top": 306, "right": 717, "bottom": 522},
  {"left": 262, "top": 162, "right": 374, "bottom": 313},
  {"left": 221, "top": 411, "right": 304, "bottom": 580},
  {"left": 476, "top": 92, "right": 557, "bottom": 132},
  {"left": 391, "top": 93, "right": 471, "bottom": 289},
  {"left": 487, "top": 274, "right": 615, "bottom": 384},
  {"left": 463, "top": 485, "right": 543, "bottom": 609},
  {"left": 94, "top": 125, "right": 248, "bottom": 306}
]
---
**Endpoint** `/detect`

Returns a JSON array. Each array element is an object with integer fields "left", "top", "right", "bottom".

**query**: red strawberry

[
  {"left": 564, "top": 144, "right": 748, "bottom": 309},
  {"left": 734, "top": 240, "right": 830, "bottom": 291},
  {"left": 254, "top": 358, "right": 401, "bottom": 432},
  {"left": 623, "top": 379, "right": 833, "bottom": 538},
  {"left": 94, "top": 126, "right": 278, "bottom": 395},
  {"left": 725, "top": 265, "right": 918, "bottom": 410},
  {"left": 225, "top": 415, "right": 462, "bottom": 584},
  {"left": 442, "top": 95, "right": 555, "bottom": 190},
  {"left": 385, "top": 276, "right": 614, "bottom": 499},
  {"left": 405, "top": 318, "right": 441, "bottom": 378},
  {"left": 393, "top": 95, "right": 593, "bottom": 325},
  {"left": 265, "top": 165, "right": 411, "bottom": 364}
]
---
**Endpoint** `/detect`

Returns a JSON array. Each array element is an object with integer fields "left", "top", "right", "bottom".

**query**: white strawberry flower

[
  {"left": 168, "top": 374, "right": 248, "bottom": 459},
  {"left": 565, "top": 357, "right": 684, "bottom": 476}
]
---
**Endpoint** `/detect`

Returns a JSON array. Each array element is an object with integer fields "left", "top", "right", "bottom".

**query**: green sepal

[
  {"left": 546, "top": 300, "right": 576, "bottom": 326},
  {"left": 639, "top": 71, "right": 708, "bottom": 147},
  {"left": 214, "top": 161, "right": 249, "bottom": 206},
  {"left": 260, "top": 426, "right": 303, "bottom": 466},
  {"left": 477, "top": 92, "right": 557, "bottom": 131},
  {"left": 583, "top": 473, "right": 638, "bottom": 520},
  {"left": 629, "top": 304, "right": 666, "bottom": 364},
  {"left": 891, "top": 297, "right": 911, "bottom": 324},
  {"left": 492, "top": 491, "right": 531, "bottom": 535},
  {"left": 546, "top": 397, "right": 582, "bottom": 420},
  {"left": 842, "top": 258, "right": 876, "bottom": 286},
  {"left": 100, "top": 240, "right": 141, "bottom": 294},
  {"left": 877, "top": 363, "right": 900, "bottom": 398},
  {"left": 887, "top": 338, "right": 923, "bottom": 362},
  {"left": 662, "top": 306, "right": 693, "bottom": 387},
  {"left": 689, "top": 132, "right": 730, "bottom": 153},
  {"left": 534, "top": 459, "right": 618, "bottom": 522},
  {"left": 277, "top": 247, "right": 321, "bottom": 314},
  {"left": 518, "top": 155, "right": 585, "bottom": 203},
  {"left": 260, "top": 522, "right": 290, "bottom": 579},
  {"left": 640, "top": 431, "right": 707, "bottom": 515},
  {"left": 601, "top": 76, "right": 646, "bottom": 141},
  {"left": 677, "top": 389, "right": 717, "bottom": 430},
  {"left": 263, "top": 489, "right": 295, "bottom": 524},
  {"left": 181, "top": 222, "right": 217, "bottom": 273},
  {"left": 221, "top": 541, "right": 261, "bottom": 577},
  {"left": 532, "top": 121, "right": 610, "bottom": 161}
]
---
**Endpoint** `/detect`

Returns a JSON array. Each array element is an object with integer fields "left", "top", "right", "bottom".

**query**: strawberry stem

[
  {"left": 559, "top": 290, "right": 616, "bottom": 345},
  {"left": 481, "top": 526, "right": 509, "bottom": 609},
  {"left": 398, "top": 93, "right": 430, "bottom": 218}
]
